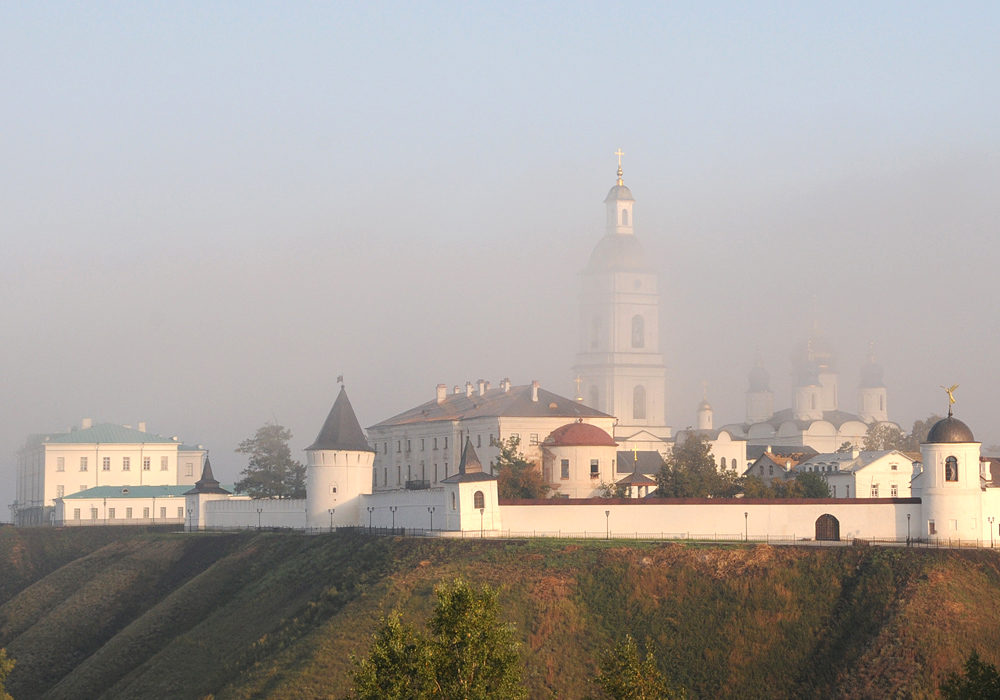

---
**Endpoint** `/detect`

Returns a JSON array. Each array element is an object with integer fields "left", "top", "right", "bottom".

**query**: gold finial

[
  {"left": 614, "top": 149, "right": 624, "bottom": 185},
  {"left": 941, "top": 384, "right": 959, "bottom": 415}
]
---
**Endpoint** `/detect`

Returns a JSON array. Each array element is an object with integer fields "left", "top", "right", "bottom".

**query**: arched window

[
  {"left": 631, "top": 315, "right": 644, "bottom": 348},
  {"left": 810, "top": 394, "right": 817, "bottom": 410},
  {"left": 591, "top": 316, "right": 601, "bottom": 349},
  {"left": 451, "top": 492, "right": 457, "bottom": 510},
  {"left": 720, "top": 457, "right": 727, "bottom": 469},
  {"left": 633, "top": 385, "right": 646, "bottom": 420},
  {"left": 945, "top": 456, "right": 958, "bottom": 482},
  {"left": 621, "top": 208, "right": 629, "bottom": 226},
  {"left": 474, "top": 491, "right": 485, "bottom": 509},
  {"left": 589, "top": 386, "right": 599, "bottom": 409}
]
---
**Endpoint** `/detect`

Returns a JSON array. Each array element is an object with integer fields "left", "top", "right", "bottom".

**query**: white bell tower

[{"left": 573, "top": 154, "right": 670, "bottom": 445}]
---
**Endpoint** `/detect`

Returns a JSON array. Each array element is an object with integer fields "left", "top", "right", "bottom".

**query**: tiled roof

[
  {"left": 370, "top": 385, "right": 610, "bottom": 428},
  {"left": 745, "top": 445, "right": 819, "bottom": 461},
  {"left": 62, "top": 485, "right": 204, "bottom": 500},
  {"left": 616, "top": 450, "right": 664, "bottom": 474},
  {"left": 47, "top": 424, "right": 180, "bottom": 445}
]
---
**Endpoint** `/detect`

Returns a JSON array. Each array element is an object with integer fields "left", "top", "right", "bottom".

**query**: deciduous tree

[
  {"left": 0, "top": 648, "right": 14, "bottom": 700},
  {"left": 656, "top": 434, "right": 740, "bottom": 498},
  {"left": 235, "top": 423, "right": 307, "bottom": 499},
  {"left": 491, "top": 436, "right": 549, "bottom": 500},
  {"left": 593, "top": 634, "right": 686, "bottom": 700}
]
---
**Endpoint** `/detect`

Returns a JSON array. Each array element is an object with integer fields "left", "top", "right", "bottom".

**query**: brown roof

[
  {"left": 545, "top": 422, "right": 617, "bottom": 447},
  {"left": 369, "top": 384, "right": 610, "bottom": 428}
]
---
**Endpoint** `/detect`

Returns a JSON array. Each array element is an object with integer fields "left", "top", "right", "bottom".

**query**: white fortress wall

[
  {"left": 499, "top": 499, "right": 922, "bottom": 540},
  {"left": 360, "top": 489, "right": 448, "bottom": 530},
  {"left": 205, "top": 498, "right": 309, "bottom": 529}
]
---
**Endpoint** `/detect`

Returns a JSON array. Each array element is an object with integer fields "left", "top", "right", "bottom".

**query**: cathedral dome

[
  {"left": 604, "top": 184, "right": 635, "bottom": 203},
  {"left": 544, "top": 422, "right": 618, "bottom": 447},
  {"left": 748, "top": 363, "right": 770, "bottom": 392},
  {"left": 859, "top": 360, "right": 884, "bottom": 388},
  {"left": 925, "top": 415, "right": 975, "bottom": 444},
  {"left": 697, "top": 399, "right": 712, "bottom": 411},
  {"left": 586, "top": 233, "right": 649, "bottom": 271}
]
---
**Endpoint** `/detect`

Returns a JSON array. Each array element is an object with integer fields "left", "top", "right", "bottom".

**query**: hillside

[{"left": 0, "top": 527, "right": 998, "bottom": 700}]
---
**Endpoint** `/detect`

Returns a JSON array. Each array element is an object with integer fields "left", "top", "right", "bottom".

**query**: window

[
  {"left": 406, "top": 440, "right": 411, "bottom": 452},
  {"left": 434, "top": 464, "right": 438, "bottom": 482},
  {"left": 832, "top": 486, "right": 837, "bottom": 497},
  {"left": 445, "top": 462, "right": 449, "bottom": 478},
  {"left": 928, "top": 520, "right": 936, "bottom": 535},
  {"left": 143, "top": 457, "right": 151, "bottom": 471},
  {"left": 126, "top": 507, "right": 133, "bottom": 519},
  {"left": 177, "top": 507, "right": 184, "bottom": 519},
  {"left": 123, "top": 457, "right": 131, "bottom": 471},
  {"left": 845, "top": 485, "right": 850, "bottom": 498},
  {"left": 185, "top": 462, "right": 194, "bottom": 477},
  {"left": 90, "top": 508, "right": 98, "bottom": 520},
  {"left": 561, "top": 459, "right": 570, "bottom": 480},
  {"left": 383, "top": 468, "right": 388, "bottom": 486},
  {"left": 621, "top": 208, "right": 628, "bottom": 226},
  {"left": 143, "top": 507, "right": 150, "bottom": 519},
  {"left": 80, "top": 457, "right": 88, "bottom": 472},
  {"left": 397, "top": 441, "right": 401, "bottom": 453},
  {"left": 330, "top": 484, "right": 338, "bottom": 494},
  {"left": 407, "top": 465, "right": 411, "bottom": 480},
  {"left": 433, "top": 438, "right": 438, "bottom": 449},
  {"left": 759, "top": 465, "right": 764, "bottom": 475},
  {"left": 444, "top": 437, "right": 448, "bottom": 449},
  {"left": 451, "top": 492, "right": 457, "bottom": 510},
  {"left": 102, "top": 457, "right": 111, "bottom": 471},
  {"left": 950, "top": 519, "right": 958, "bottom": 531},
  {"left": 160, "top": 456, "right": 169, "bottom": 471},
  {"left": 891, "top": 484, "right": 898, "bottom": 498},
  {"left": 633, "top": 385, "right": 646, "bottom": 420},
  {"left": 474, "top": 491, "right": 485, "bottom": 509},
  {"left": 160, "top": 507, "right": 166, "bottom": 520},
  {"left": 421, "top": 439, "right": 425, "bottom": 451},
  {"left": 397, "top": 466, "right": 401, "bottom": 484},
  {"left": 56, "top": 485, "right": 65, "bottom": 497},
  {"left": 769, "top": 464, "right": 774, "bottom": 476},
  {"left": 530, "top": 433, "right": 538, "bottom": 445},
  {"left": 945, "top": 456, "right": 958, "bottom": 482},
  {"left": 631, "top": 315, "right": 644, "bottom": 349},
  {"left": 73, "top": 508, "right": 81, "bottom": 520},
  {"left": 890, "top": 463, "right": 898, "bottom": 471},
  {"left": 590, "top": 459, "right": 600, "bottom": 478},
  {"left": 57, "top": 457, "right": 65, "bottom": 472},
  {"left": 871, "top": 484, "right": 879, "bottom": 498},
  {"left": 477, "top": 435, "right": 482, "bottom": 448},
  {"left": 109, "top": 508, "right": 115, "bottom": 519}
]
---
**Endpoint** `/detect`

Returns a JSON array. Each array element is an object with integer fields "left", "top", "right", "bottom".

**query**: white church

[{"left": 14, "top": 160, "right": 1000, "bottom": 544}]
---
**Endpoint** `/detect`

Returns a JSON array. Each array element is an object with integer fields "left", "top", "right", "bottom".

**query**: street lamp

[
  {"left": 605, "top": 510, "right": 610, "bottom": 539},
  {"left": 479, "top": 507, "right": 485, "bottom": 538},
  {"left": 187, "top": 507, "right": 193, "bottom": 532},
  {"left": 256, "top": 507, "right": 263, "bottom": 531},
  {"left": 744, "top": 511, "right": 748, "bottom": 542},
  {"left": 990, "top": 516, "right": 995, "bottom": 548},
  {"left": 367, "top": 506, "right": 374, "bottom": 530},
  {"left": 907, "top": 513, "right": 911, "bottom": 547},
  {"left": 328, "top": 508, "right": 335, "bottom": 533},
  {"left": 390, "top": 506, "right": 397, "bottom": 531},
  {"left": 428, "top": 506, "right": 435, "bottom": 531},
  {"left": 103, "top": 497, "right": 107, "bottom": 526}
]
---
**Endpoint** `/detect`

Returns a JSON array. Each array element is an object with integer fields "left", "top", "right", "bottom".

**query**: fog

[{"left": 2, "top": 3, "right": 999, "bottom": 514}]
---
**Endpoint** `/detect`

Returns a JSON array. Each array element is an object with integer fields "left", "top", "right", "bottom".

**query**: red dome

[{"left": 544, "top": 422, "right": 617, "bottom": 447}]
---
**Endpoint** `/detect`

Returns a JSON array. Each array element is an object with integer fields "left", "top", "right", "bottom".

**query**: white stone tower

[
  {"left": 919, "top": 407, "right": 982, "bottom": 540},
  {"left": 745, "top": 353, "right": 774, "bottom": 424},
  {"left": 857, "top": 343, "right": 888, "bottom": 423},
  {"left": 184, "top": 456, "right": 231, "bottom": 531},
  {"left": 573, "top": 156, "right": 670, "bottom": 445},
  {"left": 696, "top": 384, "right": 713, "bottom": 430},
  {"left": 305, "top": 385, "right": 375, "bottom": 529}
]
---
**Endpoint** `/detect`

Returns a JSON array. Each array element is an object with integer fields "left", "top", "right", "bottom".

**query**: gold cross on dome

[{"left": 615, "top": 149, "right": 624, "bottom": 166}]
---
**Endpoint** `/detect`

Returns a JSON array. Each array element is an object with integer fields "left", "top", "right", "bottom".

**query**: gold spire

[{"left": 615, "top": 149, "right": 624, "bottom": 185}]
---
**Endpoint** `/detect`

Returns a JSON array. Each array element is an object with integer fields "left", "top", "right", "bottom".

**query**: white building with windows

[
  {"left": 12, "top": 421, "right": 205, "bottom": 526},
  {"left": 795, "top": 449, "right": 918, "bottom": 499}
]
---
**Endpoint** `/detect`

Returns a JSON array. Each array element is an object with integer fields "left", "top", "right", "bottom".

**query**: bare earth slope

[{"left": 0, "top": 528, "right": 997, "bottom": 700}]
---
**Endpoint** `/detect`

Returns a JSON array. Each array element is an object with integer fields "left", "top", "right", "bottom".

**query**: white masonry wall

[
  {"left": 205, "top": 498, "right": 309, "bottom": 529},
  {"left": 499, "top": 499, "right": 922, "bottom": 540},
  {"left": 360, "top": 489, "right": 449, "bottom": 531}
]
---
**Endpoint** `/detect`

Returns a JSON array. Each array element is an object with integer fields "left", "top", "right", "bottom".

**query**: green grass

[{"left": 0, "top": 530, "right": 998, "bottom": 699}]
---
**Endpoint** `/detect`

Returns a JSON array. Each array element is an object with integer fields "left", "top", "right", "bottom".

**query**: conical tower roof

[
  {"left": 184, "top": 456, "right": 232, "bottom": 495},
  {"left": 306, "top": 385, "right": 374, "bottom": 452},
  {"left": 442, "top": 438, "right": 496, "bottom": 483}
]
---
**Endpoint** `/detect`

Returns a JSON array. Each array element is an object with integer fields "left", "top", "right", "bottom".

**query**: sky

[{"left": 2, "top": 2, "right": 999, "bottom": 514}]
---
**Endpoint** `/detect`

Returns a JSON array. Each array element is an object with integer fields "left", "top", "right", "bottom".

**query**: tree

[
  {"left": 349, "top": 579, "right": 526, "bottom": 700},
  {"left": 941, "top": 650, "right": 1000, "bottom": 700},
  {"left": 0, "top": 648, "right": 13, "bottom": 700},
  {"left": 740, "top": 473, "right": 828, "bottom": 499},
  {"left": 794, "top": 471, "right": 831, "bottom": 498},
  {"left": 235, "top": 423, "right": 306, "bottom": 499},
  {"left": 491, "top": 436, "right": 549, "bottom": 500},
  {"left": 350, "top": 613, "right": 435, "bottom": 700},
  {"left": 863, "top": 423, "right": 908, "bottom": 451},
  {"left": 836, "top": 441, "right": 855, "bottom": 453},
  {"left": 656, "top": 434, "right": 740, "bottom": 498},
  {"left": 592, "top": 634, "right": 686, "bottom": 700},
  {"left": 599, "top": 479, "right": 632, "bottom": 498}
]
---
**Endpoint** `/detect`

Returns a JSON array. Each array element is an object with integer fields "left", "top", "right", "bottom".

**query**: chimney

[
  {"left": 453, "top": 385, "right": 460, "bottom": 394},
  {"left": 531, "top": 380, "right": 540, "bottom": 402},
  {"left": 81, "top": 418, "right": 92, "bottom": 430},
  {"left": 484, "top": 380, "right": 492, "bottom": 392},
  {"left": 501, "top": 378, "right": 511, "bottom": 392},
  {"left": 138, "top": 422, "right": 147, "bottom": 433},
  {"left": 477, "top": 379, "right": 486, "bottom": 396},
  {"left": 465, "top": 382, "right": 474, "bottom": 398},
  {"left": 851, "top": 447, "right": 860, "bottom": 459},
  {"left": 436, "top": 383, "right": 447, "bottom": 403}
]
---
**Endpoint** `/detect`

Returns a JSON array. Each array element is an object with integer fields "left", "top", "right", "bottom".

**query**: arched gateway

[{"left": 815, "top": 514, "right": 840, "bottom": 541}]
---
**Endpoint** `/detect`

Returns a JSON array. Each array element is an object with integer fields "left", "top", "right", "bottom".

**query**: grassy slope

[{"left": 0, "top": 530, "right": 998, "bottom": 700}]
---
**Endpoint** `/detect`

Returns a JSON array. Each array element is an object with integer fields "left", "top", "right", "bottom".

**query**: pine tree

[{"left": 235, "top": 423, "right": 307, "bottom": 499}]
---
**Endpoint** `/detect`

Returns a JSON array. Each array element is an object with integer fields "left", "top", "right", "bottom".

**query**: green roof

[
  {"left": 47, "top": 424, "right": 180, "bottom": 445},
  {"left": 178, "top": 444, "right": 205, "bottom": 452},
  {"left": 61, "top": 484, "right": 238, "bottom": 500}
]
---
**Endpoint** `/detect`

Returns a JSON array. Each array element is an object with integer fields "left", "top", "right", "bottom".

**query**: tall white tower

[
  {"left": 857, "top": 343, "right": 888, "bottom": 423},
  {"left": 573, "top": 157, "right": 670, "bottom": 444},
  {"left": 305, "top": 385, "right": 375, "bottom": 528},
  {"left": 745, "top": 353, "right": 774, "bottom": 424},
  {"left": 920, "top": 409, "right": 981, "bottom": 540}
]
